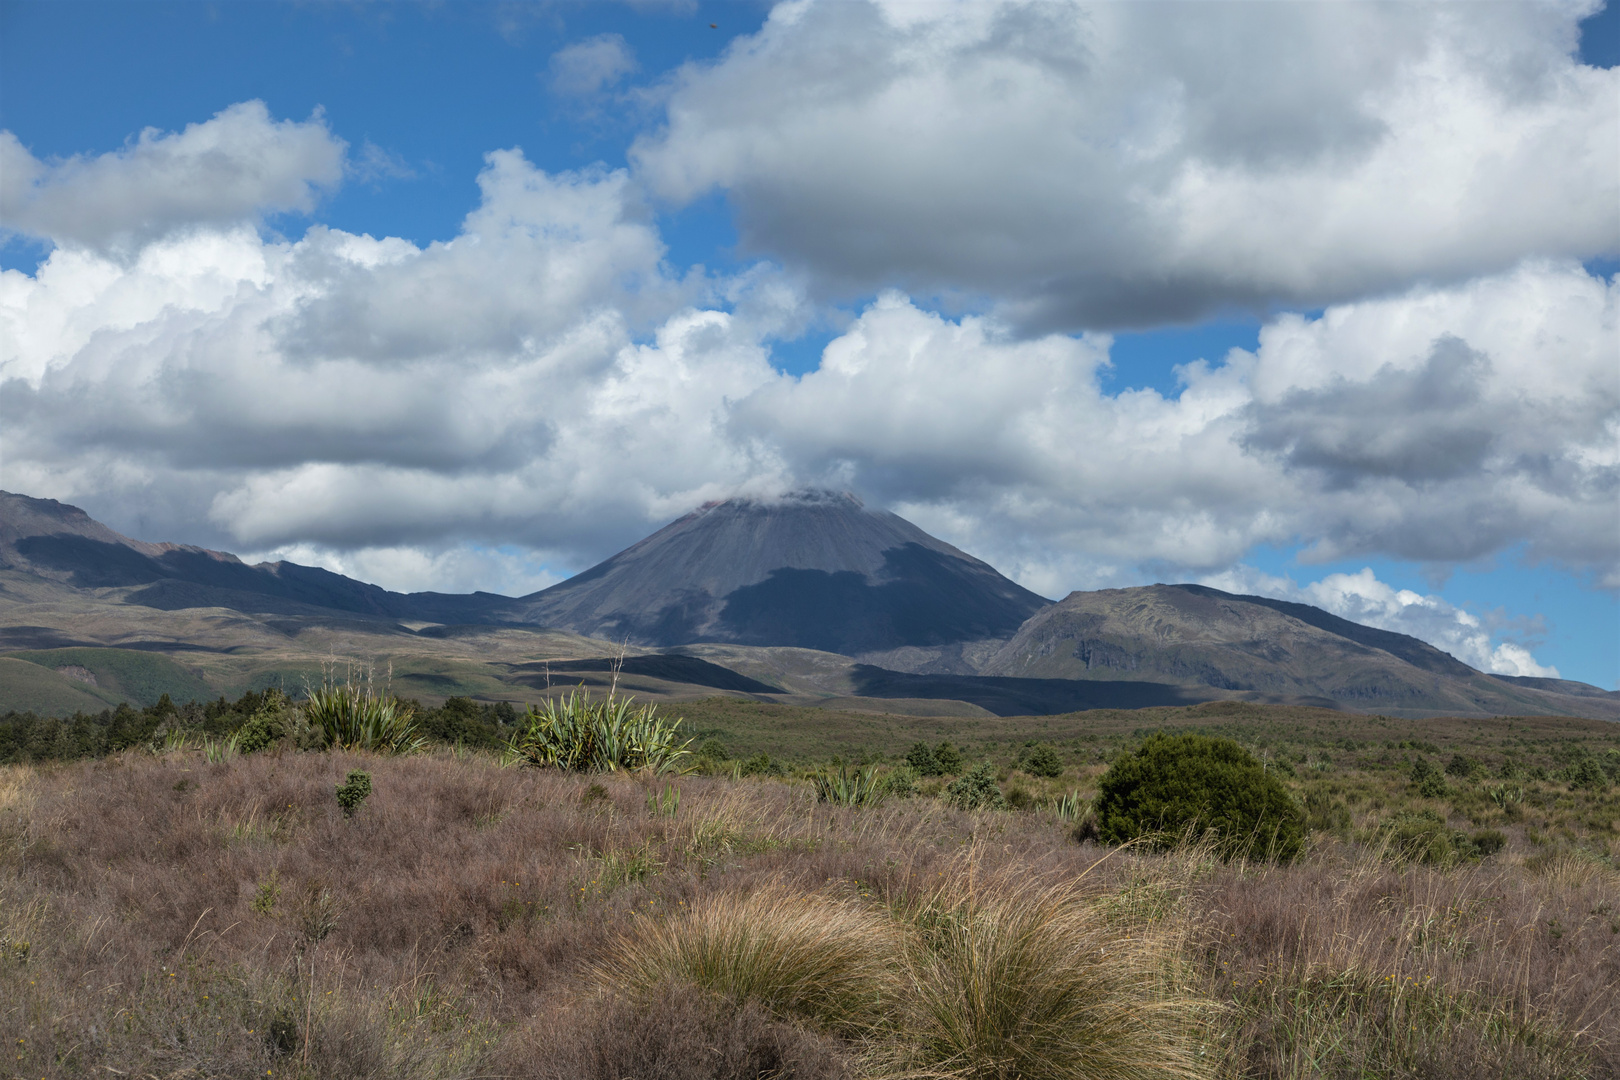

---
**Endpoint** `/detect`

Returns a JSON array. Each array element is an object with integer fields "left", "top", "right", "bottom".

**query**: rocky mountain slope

[
  {"left": 975, "top": 583, "right": 1617, "bottom": 718},
  {"left": 517, "top": 490, "right": 1052, "bottom": 654}
]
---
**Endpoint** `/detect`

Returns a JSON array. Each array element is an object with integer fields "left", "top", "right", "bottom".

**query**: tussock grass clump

[
  {"left": 894, "top": 875, "right": 1213, "bottom": 1080},
  {"left": 598, "top": 871, "right": 1215, "bottom": 1079},
  {"left": 595, "top": 886, "right": 902, "bottom": 1037},
  {"left": 509, "top": 688, "right": 691, "bottom": 773}
]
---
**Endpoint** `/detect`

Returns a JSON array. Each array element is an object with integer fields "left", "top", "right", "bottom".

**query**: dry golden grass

[{"left": 0, "top": 749, "right": 1614, "bottom": 1079}]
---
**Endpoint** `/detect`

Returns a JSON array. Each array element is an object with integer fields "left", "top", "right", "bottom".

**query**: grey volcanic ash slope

[
  {"left": 517, "top": 491, "right": 1051, "bottom": 654},
  {"left": 979, "top": 583, "right": 1619, "bottom": 718}
]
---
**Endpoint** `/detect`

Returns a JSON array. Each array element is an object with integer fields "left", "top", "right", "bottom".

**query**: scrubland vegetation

[{"left": 0, "top": 689, "right": 1617, "bottom": 1078}]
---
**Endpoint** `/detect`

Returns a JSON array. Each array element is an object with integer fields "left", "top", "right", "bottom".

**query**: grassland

[{"left": 0, "top": 696, "right": 1616, "bottom": 1079}]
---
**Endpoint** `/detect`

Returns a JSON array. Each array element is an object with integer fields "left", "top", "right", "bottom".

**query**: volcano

[{"left": 515, "top": 490, "right": 1052, "bottom": 654}]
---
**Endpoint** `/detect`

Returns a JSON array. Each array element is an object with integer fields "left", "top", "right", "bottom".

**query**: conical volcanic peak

[{"left": 516, "top": 490, "right": 1052, "bottom": 654}]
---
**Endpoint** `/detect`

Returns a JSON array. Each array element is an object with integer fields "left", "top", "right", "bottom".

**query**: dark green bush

[
  {"left": 884, "top": 766, "right": 918, "bottom": 798},
  {"left": 741, "top": 751, "right": 783, "bottom": 777},
  {"left": 906, "top": 741, "right": 943, "bottom": 777},
  {"left": 933, "top": 741, "right": 963, "bottom": 775},
  {"left": 1410, "top": 757, "right": 1448, "bottom": 798},
  {"left": 696, "top": 738, "right": 730, "bottom": 763},
  {"left": 1018, "top": 742, "right": 1064, "bottom": 779},
  {"left": 335, "top": 770, "right": 372, "bottom": 817},
  {"left": 1094, "top": 733, "right": 1305, "bottom": 862},
  {"left": 944, "top": 761, "right": 1007, "bottom": 811},
  {"left": 1445, "top": 753, "right": 1480, "bottom": 780},
  {"left": 1567, "top": 756, "right": 1609, "bottom": 791},
  {"left": 236, "top": 690, "right": 290, "bottom": 755}
]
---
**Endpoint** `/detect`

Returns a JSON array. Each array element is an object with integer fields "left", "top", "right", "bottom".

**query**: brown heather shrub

[
  {"left": 511, "top": 980, "right": 858, "bottom": 1080},
  {"left": 0, "top": 748, "right": 1615, "bottom": 1078}
]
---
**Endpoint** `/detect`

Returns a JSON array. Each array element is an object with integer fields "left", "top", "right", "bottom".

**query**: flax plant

[
  {"left": 506, "top": 688, "right": 691, "bottom": 774},
  {"left": 811, "top": 762, "right": 886, "bottom": 807},
  {"left": 302, "top": 665, "right": 425, "bottom": 754}
]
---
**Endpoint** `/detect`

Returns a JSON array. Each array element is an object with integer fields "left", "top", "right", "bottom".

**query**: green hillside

[
  {"left": 0, "top": 657, "right": 125, "bottom": 715},
  {"left": 1, "top": 648, "right": 212, "bottom": 711}
]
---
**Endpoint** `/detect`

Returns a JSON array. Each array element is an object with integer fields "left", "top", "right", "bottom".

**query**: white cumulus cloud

[
  {"left": 549, "top": 34, "right": 639, "bottom": 96},
  {"left": 2, "top": 98, "right": 1609, "bottom": 680},
  {"left": 0, "top": 101, "right": 345, "bottom": 255},
  {"left": 634, "top": 0, "right": 1618, "bottom": 328}
]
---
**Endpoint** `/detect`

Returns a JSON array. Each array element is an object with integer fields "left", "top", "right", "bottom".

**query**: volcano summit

[{"left": 514, "top": 490, "right": 1052, "bottom": 654}]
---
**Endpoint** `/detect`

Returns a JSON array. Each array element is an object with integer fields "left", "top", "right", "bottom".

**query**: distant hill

[
  {"left": 516, "top": 490, "right": 1053, "bottom": 654},
  {"left": 974, "top": 583, "right": 1619, "bottom": 718},
  {"left": 0, "top": 491, "right": 521, "bottom": 624}
]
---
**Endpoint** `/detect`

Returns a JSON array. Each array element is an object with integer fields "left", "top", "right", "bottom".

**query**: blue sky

[{"left": 1, "top": 0, "right": 1616, "bottom": 687}]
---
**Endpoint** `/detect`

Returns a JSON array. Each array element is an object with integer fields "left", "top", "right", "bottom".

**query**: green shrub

[
  {"left": 741, "top": 752, "right": 783, "bottom": 777},
  {"left": 1018, "top": 742, "right": 1064, "bottom": 779},
  {"left": 933, "top": 741, "right": 963, "bottom": 775},
  {"left": 696, "top": 737, "right": 729, "bottom": 763},
  {"left": 1567, "top": 756, "right": 1609, "bottom": 791},
  {"left": 1445, "top": 753, "right": 1480, "bottom": 780},
  {"left": 1410, "top": 757, "right": 1448, "bottom": 798},
  {"left": 884, "top": 766, "right": 918, "bottom": 798},
  {"left": 945, "top": 762, "right": 1007, "bottom": 811},
  {"left": 906, "top": 741, "right": 944, "bottom": 777},
  {"left": 1304, "top": 789, "right": 1352, "bottom": 840},
  {"left": 236, "top": 689, "right": 289, "bottom": 755},
  {"left": 508, "top": 689, "right": 691, "bottom": 774},
  {"left": 1094, "top": 733, "right": 1305, "bottom": 862},
  {"left": 335, "top": 770, "right": 371, "bottom": 817},
  {"left": 1382, "top": 813, "right": 1504, "bottom": 865}
]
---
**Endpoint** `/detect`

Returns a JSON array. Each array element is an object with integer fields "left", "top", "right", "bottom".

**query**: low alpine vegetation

[
  {"left": 1094, "top": 732, "right": 1305, "bottom": 862},
  {"left": 811, "top": 762, "right": 885, "bottom": 807},
  {"left": 506, "top": 687, "right": 691, "bottom": 773},
  {"left": 335, "top": 769, "right": 372, "bottom": 817},
  {"left": 302, "top": 669, "right": 426, "bottom": 755}
]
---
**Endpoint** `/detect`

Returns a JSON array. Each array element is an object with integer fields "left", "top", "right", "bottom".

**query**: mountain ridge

[{"left": 0, "top": 490, "right": 1613, "bottom": 720}]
